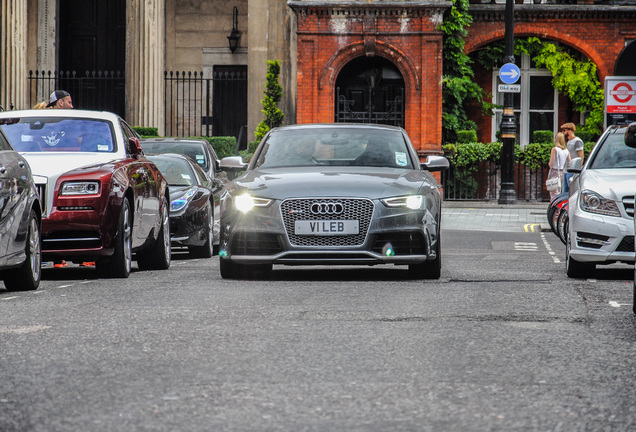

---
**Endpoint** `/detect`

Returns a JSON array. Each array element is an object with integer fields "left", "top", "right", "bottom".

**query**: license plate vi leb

[{"left": 295, "top": 220, "right": 359, "bottom": 236}]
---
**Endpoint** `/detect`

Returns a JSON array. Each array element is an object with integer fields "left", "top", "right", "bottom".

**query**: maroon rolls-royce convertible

[{"left": 0, "top": 110, "right": 171, "bottom": 278}]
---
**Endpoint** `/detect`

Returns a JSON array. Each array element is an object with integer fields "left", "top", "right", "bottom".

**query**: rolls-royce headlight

[
  {"left": 579, "top": 190, "right": 621, "bottom": 216},
  {"left": 234, "top": 194, "right": 273, "bottom": 213},
  {"left": 171, "top": 187, "right": 197, "bottom": 212},
  {"left": 60, "top": 181, "right": 100, "bottom": 196},
  {"left": 381, "top": 195, "right": 424, "bottom": 210}
]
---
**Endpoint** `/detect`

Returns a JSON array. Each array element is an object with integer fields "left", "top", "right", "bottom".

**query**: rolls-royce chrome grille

[{"left": 281, "top": 198, "right": 374, "bottom": 247}]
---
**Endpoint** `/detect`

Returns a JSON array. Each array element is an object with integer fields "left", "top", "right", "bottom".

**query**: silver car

[
  {"left": 566, "top": 124, "right": 636, "bottom": 278},
  {"left": 0, "top": 126, "right": 42, "bottom": 291},
  {"left": 218, "top": 123, "right": 448, "bottom": 279}
]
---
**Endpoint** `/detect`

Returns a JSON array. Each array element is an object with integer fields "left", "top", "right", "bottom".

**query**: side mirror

[
  {"left": 129, "top": 137, "right": 144, "bottom": 157},
  {"left": 567, "top": 157, "right": 583, "bottom": 173},
  {"left": 421, "top": 155, "right": 449, "bottom": 172},
  {"left": 220, "top": 156, "right": 248, "bottom": 171}
]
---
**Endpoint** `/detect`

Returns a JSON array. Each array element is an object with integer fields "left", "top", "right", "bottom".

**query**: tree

[{"left": 255, "top": 60, "right": 284, "bottom": 142}]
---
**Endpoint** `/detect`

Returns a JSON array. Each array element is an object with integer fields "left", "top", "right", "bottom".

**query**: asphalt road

[{"left": 1, "top": 222, "right": 635, "bottom": 431}]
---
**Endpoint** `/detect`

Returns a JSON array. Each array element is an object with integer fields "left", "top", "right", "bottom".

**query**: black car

[
  {"left": 141, "top": 138, "right": 224, "bottom": 245},
  {"left": 0, "top": 127, "right": 42, "bottom": 290},
  {"left": 147, "top": 154, "right": 216, "bottom": 257}
]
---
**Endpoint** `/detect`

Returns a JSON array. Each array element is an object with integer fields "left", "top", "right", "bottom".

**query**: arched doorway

[
  {"left": 615, "top": 40, "right": 636, "bottom": 76},
  {"left": 335, "top": 57, "right": 405, "bottom": 127}
]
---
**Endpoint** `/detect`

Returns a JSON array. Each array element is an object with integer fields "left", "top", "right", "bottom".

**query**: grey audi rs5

[{"left": 218, "top": 123, "right": 448, "bottom": 279}]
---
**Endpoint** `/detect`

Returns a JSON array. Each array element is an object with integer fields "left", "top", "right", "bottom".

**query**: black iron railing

[
  {"left": 27, "top": 70, "right": 125, "bottom": 116},
  {"left": 441, "top": 160, "right": 551, "bottom": 201},
  {"left": 164, "top": 70, "right": 247, "bottom": 138}
]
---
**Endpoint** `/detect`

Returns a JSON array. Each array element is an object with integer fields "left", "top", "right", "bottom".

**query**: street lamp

[
  {"left": 498, "top": 0, "right": 517, "bottom": 204},
  {"left": 227, "top": 6, "right": 241, "bottom": 53}
]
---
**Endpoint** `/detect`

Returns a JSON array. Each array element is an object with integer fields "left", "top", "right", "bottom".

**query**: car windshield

[
  {"left": 0, "top": 117, "right": 115, "bottom": 153},
  {"left": 151, "top": 157, "right": 197, "bottom": 186},
  {"left": 589, "top": 129, "right": 636, "bottom": 169},
  {"left": 253, "top": 127, "right": 414, "bottom": 169},
  {"left": 142, "top": 141, "right": 210, "bottom": 172}
]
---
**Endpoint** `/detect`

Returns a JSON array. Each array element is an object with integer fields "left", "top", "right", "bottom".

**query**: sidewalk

[{"left": 442, "top": 200, "right": 550, "bottom": 232}]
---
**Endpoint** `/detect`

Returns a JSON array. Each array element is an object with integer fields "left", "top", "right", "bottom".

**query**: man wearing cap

[
  {"left": 47, "top": 90, "right": 73, "bottom": 109},
  {"left": 561, "top": 122, "right": 584, "bottom": 194}
]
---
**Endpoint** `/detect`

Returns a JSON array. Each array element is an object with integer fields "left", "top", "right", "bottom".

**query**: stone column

[
  {"left": 1, "top": 0, "right": 28, "bottom": 110},
  {"left": 248, "top": 0, "right": 269, "bottom": 141},
  {"left": 126, "top": 0, "right": 165, "bottom": 134}
]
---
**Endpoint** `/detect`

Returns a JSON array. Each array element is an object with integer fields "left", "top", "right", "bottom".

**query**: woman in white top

[{"left": 547, "top": 132, "right": 571, "bottom": 199}]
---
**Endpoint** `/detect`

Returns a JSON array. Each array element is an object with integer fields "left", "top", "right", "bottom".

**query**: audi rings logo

[{"left": 311, "top": 202, "right": 344, "bottom": 215}]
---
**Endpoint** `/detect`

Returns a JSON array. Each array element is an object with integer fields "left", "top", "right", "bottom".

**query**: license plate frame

[{"left": 294, "top": 220, "right": 359, "bottom": 236}]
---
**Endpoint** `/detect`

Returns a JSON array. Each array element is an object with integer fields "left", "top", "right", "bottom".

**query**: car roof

[
  {"left": 140, "top": 138, "right": 210, "bottom": 144},
  {"left": 0, "top": 109, "right": 122, "bottom": 122},
  {"left": 605, "top": 124, "right": 629, "bottom": 134},
  {"left": 270, "top": 123, "right": 406, "bottom": 133},
  {"left": 147, "top": 152, "right": 192, "bottom": 162}
]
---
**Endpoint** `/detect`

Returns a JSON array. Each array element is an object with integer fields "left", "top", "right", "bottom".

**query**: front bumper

[
  {"left": 568, "top": 206, "right": 635, "bottom": 264},
  {"left": 41, "top": 207, "right": 116, "bottom": 259},
  {"left": 220, "top": 198, "right": 439, "bottom": 267}
]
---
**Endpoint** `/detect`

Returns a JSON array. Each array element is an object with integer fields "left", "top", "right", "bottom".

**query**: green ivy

[{"left": 439, "top": 0, "right": 491, "bottom": 143}]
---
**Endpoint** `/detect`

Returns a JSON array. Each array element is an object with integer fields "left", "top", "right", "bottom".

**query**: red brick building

[{"left": 288, "top": 1, "right": 636, "bottom": 158}]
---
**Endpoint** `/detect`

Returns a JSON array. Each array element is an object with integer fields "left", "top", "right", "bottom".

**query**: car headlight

[
  {"left": 171, "top": 187, "right": 197, "bottom": 212},
  {"left": 579, "top": 190, "right": 621, "bottom": 217},
  {"left": 59, "top": 181, "right": 100, "bottom": 196},
  {"left": 381, "top": 195, "right": 424, "bottom": 210},
  {"left": 234, "top": 194, "right": 273, "bottom": 213}
]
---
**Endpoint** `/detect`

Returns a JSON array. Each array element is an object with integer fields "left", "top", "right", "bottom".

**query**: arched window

[{"left": 491, "top": 54, "right": 557, "bottom": 146}]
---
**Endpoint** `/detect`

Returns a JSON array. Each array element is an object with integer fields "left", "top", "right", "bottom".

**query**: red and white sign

[{"left": 606, "top": 77, "right": 636, "bottom": 113}]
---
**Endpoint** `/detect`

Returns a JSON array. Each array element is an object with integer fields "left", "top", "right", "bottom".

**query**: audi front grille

[{"left": 280, "top": 198, "right": 374, "bottom": 247}]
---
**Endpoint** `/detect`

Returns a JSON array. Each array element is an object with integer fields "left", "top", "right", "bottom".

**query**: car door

[
  {"left": 0, "top": 131, "right": 30, "bottom": 260},
  {"left": 120, "top": 120, "right": 160, "bottom": 243}
]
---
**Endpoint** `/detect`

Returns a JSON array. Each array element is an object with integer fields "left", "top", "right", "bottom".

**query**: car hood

[
  {"left": 22, "top": 153, "right": 119, "bottom": 180},
  {"left": 231, "top": 167, "right": 433, "bottom": 199},
  {"left": 580, "top": 168, "right": 636, "bottom": 200}
]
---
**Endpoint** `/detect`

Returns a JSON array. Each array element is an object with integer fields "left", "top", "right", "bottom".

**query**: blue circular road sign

[{"left": 499, "top": 63, "right": 520, "bottom": 84}]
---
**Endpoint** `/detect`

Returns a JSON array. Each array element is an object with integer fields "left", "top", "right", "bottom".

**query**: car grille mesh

[
  {"left": 281, "top": 198, "right": 374, "bottom": 247},
  {"left": 616, "top": 235, "right": 634, "bottom": 253}
]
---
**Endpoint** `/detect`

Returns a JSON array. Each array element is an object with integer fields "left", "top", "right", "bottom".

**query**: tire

[
  {"left": 566, "top": 234, "right": 595, "bottom": 279},
  {"left": 220, "top": 257, "right": 237, "bottom": 279},
  {"left": 633, "top": 266, "right": 636, "bottom": 315},
  {"left": 409, "top": 231, "right": 441, "bottom": 280},
  {"left": 3, "top": 210, "right": 41, "bottom": 291},
  {"left": 137, "top": 197, "right": 171, "bottom": 271},
  {"left": 189, "top": 204, "right": 214, "bottom": 258},
  {"left": 556, "top": 208, "right": 568, "bottom": 245},
  {"left": 547, "top": 203, "right": 558, "bottom": 234},
  {"left": 97, "top": 199, "right": 132, "bottom": 278}
]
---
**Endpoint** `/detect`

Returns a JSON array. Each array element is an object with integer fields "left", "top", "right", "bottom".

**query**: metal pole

[{"left": 498, "top": 0, "right": 517, "bottom": 204}]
